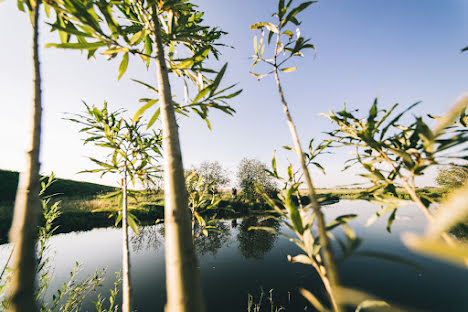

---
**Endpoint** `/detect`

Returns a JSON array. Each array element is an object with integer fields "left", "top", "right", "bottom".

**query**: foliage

[
  {"left": 250, "top": 0, "right": 317, "bottom": 80},
  {"left": 185, "top": 170, "right": 222, "bottom": 237},
  {"left": 94, "top": 273, "right": 121, "bottom": 312},
  {"left": 0, "top": 174, "right": 110, "bottom": 311},
  {"left": 69, "top": 102, "right": 162, "bottom": 185},
  {"left": 250, "top": 1, "right": 344, "bottom": 311},
  {"left": 255, "top": 152, "right": 362, "bottom": 311},
  {"left": 190, "top": 161, "right": 230, "bottom": 193},
  {"left": 404, "top": 179, "right": 468, "bottom": 267},
  {"left": 324, "top": 94, "right": 468, "bottom": 269},
  {"left": 46, "top": 0, "right": 241, "bottom": 129},
  {"left": 435, "top": 164, "right": 468, "bottom": 190},
  {"left": 324, "top": 97, "right": 468, "bottom": 230},
  {"left": 237, "top": 158, "right": 277, "bottom": 202},
  {"left": 68, "top": 102, "right": 162, "bottom": 234},
  {"left": 49, "top": 2, "right": 242, "bottom": 309}
]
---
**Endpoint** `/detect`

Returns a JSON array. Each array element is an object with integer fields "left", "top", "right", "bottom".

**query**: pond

[{"left": 1, "top": 200, "right": 468, "bottom": 311}]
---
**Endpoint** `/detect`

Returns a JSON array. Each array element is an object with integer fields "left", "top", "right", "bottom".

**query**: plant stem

[
  {"left": 149, "top": 5, "right": 204, "bottom": 312},
  {"left": 122, "top": 170, "right": 132, "bottom": 312},
  {"left": 273, "top": 35, "right": 342, "bottom": 312},
  {"left": 8, "top": 2, "right": 42, "bottom": 311}
]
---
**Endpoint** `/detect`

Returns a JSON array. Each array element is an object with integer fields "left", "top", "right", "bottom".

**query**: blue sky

[{"left": 1, "top": 0, "right": 467, "bottom": 187}]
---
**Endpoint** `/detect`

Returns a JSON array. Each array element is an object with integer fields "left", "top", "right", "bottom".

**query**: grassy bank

[
  {"left": 316, "top": 187, "right": 445, "bottom": 202},
  {"left": 0, "top": 189, "right": 277, "bottom": 243},
  {"left": 0, "top": 169, "right": 448, "bottom": 243},
  {"left": 0, "top": 169, "right": 116, "bottom": 201}
]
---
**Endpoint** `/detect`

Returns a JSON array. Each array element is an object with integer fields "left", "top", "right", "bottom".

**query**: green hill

[{"left": 0, "top": 169, "right": 116, "bottom": 201}]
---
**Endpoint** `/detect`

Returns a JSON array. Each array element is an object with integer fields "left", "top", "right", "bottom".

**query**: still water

[{"left": 1, "top": 200, "right": 468, "bottom": 311}]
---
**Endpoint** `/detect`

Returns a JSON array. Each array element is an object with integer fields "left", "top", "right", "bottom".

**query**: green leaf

[
  {"left": 284, "top": 1, "right": 317, "bottom": 26},
  {"left": 386, "top": 208, "right": 397, "bottom": 233},
  {"left": 147, "top": 108, "right": 161, "bottom": 129},
  {"left": 325, "top": 214, "right": 357, "bottom": 231},
  {"left": 253, "top": 35, "right": 258, "bottom": 55},
  {"left": 114, "top": 212, "right": 122, "bottom": 226},
  {"left": 271, "top": 151, "right": 278, "bottom": 177},
  {"left": 133, "top": 100, "right": 158, "bottom": 122},
  {"left": 46, "top": 42, "right": 107, "bottom": 50},
  {"left": 118, "top": 52, "right": 129, "bottom": 81},
  {"left": 367, "top": 98, "right": 378, "bottom": 130},
  {"left": 286, "top": 186, "right": 304, "bottom": 234},
  {"left": 127, "top": 214, "right": 139, "bottom": 235},
  {"left": 209, "top": 63, "right": 228, "bottom": 97},
  {"left": 281, "top": 67, "right": 297, "bottom": 72},
  {"left": 251, "top": 22, "right": 279, "bottom": 34}
]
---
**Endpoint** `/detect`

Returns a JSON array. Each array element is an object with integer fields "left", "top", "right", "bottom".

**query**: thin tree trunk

[
  {"left": 122, "top": 171, "right": 132, "bottom": 312},
  {"left": 149, "top": 6, "right": 204, "bottom": 312},
  {"left": 7, "top": 2, "right": 42, "bottom": 311},
  {"left": 273, "top": 50, "right": 342, "bottom": 311}
]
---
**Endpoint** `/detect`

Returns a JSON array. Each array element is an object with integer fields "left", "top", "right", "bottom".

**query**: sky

[{"left": 1, "top": 0, "right": 467, "bottom": 188}]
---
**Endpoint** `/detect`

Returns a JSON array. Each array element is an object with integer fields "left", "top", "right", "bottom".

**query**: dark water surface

[{"left": 1, "top": 200, "right": 468, "bottom": 311}]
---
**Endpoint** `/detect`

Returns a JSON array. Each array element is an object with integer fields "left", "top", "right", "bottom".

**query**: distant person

[{"left": 231, "top": 187, "right": 237, "bottom": 199}]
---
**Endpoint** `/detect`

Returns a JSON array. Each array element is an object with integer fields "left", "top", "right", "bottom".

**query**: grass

[
  {"left": 0, "top": 170, "right": 450, "bottom": 243},
  {"left": 0, "top": 169, "right": 116, "bottom": 201},
  {"left": 315, "top": 186, "right": 445, "bottom": 201}
]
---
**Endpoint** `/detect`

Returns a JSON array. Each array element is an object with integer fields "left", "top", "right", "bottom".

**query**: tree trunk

[
  {"left": 149, "top": 6, "right": 204, "bottom": 312},
  {"left": 7, "top": 2, "right": 42, "bottom": 311},
  {"left": 122, "top": 171, "right": 132, "bottom": 312}
]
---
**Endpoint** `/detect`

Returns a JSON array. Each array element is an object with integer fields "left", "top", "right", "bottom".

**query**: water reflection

[
  {"left": 1, "top": 200, "right": 467, "bottom": 311},
  {"left": 238, "top": 217, "right": 280, "bottom": 260},
  {"left": 194, "top": 221, "right": 231, "bottom": 256},
  {"left": 130, "top": 225, "right": 163, "bottom": 252}
]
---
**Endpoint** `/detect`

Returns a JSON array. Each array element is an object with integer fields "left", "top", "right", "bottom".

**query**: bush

[
  {"left": 189, "top": 161, "right": 230, "bottom": 194},
  {"left": 435, "top": 164, "right": 468, "bottom": 190},
  {"left": 236, "top": 158, "right": 277, "bottom": 202}
]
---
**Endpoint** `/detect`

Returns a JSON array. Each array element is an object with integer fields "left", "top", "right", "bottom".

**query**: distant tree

[
  {"left": 192, "top": 161, "right": 230, "bottom": 193},
  {"left": 436, "top": 165, "right": 468, "bottom": 189},
  {"left": 237, "top": 158, "right": 277, "bottom": 201}
]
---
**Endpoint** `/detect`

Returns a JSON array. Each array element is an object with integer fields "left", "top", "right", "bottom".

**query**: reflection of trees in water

[
  {"left": 194, "top": 222, "right": 231, "bottom": 256},
  {"left": 237, "top": 217, "right": 280, "bottom": 260},
  {"left": 130, "top": 225, "right": 164, "bottom": 252}
]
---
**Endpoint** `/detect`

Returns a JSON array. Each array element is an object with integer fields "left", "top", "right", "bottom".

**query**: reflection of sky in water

[{"left": 0, "top": 200, "right": 467, "bottom": 311}]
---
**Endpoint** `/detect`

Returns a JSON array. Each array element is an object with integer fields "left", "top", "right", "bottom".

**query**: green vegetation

[
  {"left": 3, "top": 0, "right": 468, "bottom": 311},
  {"left": 237, "top": 158, "right": 278, "bottom": 202},
  {"left": 189, "top": 161, "right": 231, "bottom": 194},
  {"left": 436, "top": 164, "right": 468, "bottom": 190},
  {"left": 0, "top": 170, "right": 116, "bottom": 202},
  {"left": 0, "top": 175, "right": 115, "bottom": 311}
]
